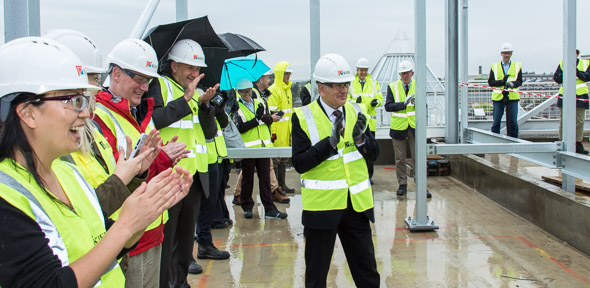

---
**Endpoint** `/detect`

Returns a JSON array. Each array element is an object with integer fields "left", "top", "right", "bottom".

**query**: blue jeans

[{"left": 491, "top": 100, "right": 519, "bottom": 138}]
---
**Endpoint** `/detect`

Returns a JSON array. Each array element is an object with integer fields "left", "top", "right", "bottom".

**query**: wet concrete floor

[{"left": 187, "top": 163, "right": 590, "bottom": 287}]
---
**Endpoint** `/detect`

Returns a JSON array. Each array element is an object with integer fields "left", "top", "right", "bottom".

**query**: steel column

[
  {"left": 445, "top": 0, "right": 459, "bottom": 144},
  {"left": 561, "top": 0, "right": 576, "bottom": 192},
  {"left": 309, "top": 0, "right": 320, "bottom": 98}
]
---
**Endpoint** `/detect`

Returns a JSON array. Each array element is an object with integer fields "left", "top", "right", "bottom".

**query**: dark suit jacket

[{"left": 291, "top": 99, "right": 379, "bottom": 230}]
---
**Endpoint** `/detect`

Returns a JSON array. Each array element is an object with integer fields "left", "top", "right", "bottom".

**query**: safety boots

[
  {"left": 273, "top": 187, "right": 290, "bottom": 203},
  {"left": 576, "top": 142, "right": 589, "bottom": 155},
  {"left": 277, "top": 163, "right": 295, "bottom": 193},
  {"left": 396, "top": 184, "right": 407, "bottom": 196}
]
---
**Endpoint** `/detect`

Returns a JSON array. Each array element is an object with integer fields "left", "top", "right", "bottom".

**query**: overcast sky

[{"left": 1, "top": 0, "right": 589, "bottom": 80}]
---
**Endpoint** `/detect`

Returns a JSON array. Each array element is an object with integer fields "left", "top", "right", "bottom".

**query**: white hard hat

[
  {"left": 167, "top": 39, "right": 207, "bottom": 68},
  {"left": 284, "top": 66, "right": 293, "bottom": 73},
  {"left": 356, "top": 57, "right": 370, "bottom": 68},
  {"left": 398, "top": 60, "right": 414, "bottom": 73},
  {"left": 0, "top": 37, "right": 99, "bottom": 98},
  {"left": 44, "top": 29, "right": 105, "bottom": 74},
  {"left": 313, "top": 53, "right": 355, "bottom": 83},
  {"left": 235, "top": 78, "right": 253, "bottom": 90},
  {"left": 106, "top": 39, "right": 159, "bottom": 78},
  {"left": 500, "top": 42, "right": 513, "bottom": 52},
  {"left": 263, "top": 69, "right": 273, "bottom": 76}
]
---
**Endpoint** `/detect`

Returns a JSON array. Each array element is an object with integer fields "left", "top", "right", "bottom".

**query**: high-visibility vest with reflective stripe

[
  {"left": 0, "top": 159, "right": 125, "bottom": 287},
  {"left": 236, "top": 98, "right": 273, "bottom": 148},
  {"left": 70, "top": 128, "right": 117, "bottom": 188},
  {"left": 93, "top": 103, "right": 167, "bottom": 231},
  {"left": 294, "top": 102, "right": 374, "bottom": 212},
  {"left": 268, "top": 82, "right": 292, "bottom": 147},
  {"left": 389, "top": 80, "right": 416, "bottom": 131},
  {"left": 158, "top": 76, "right": 208, "bottom": 173},
  {"left": 206, "top": 120, "right": 228, "bottom": 164},
  {"left": 348, "top": 74, "right": 383, "bottom": 132},
  {"left": 559, "top": 59, "right": 590, "bottom": 95},
  {"left": 491, "top": 61, "right": 521, "bottom": 101}
]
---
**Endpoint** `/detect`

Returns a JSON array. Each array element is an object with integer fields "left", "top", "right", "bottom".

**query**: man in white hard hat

[
  {"left": 300, "top": 82, "right": 313, "bottom": 105},
  {"left": 348, "top": 57, "right": 383, "bottom": 183},
  {"left": 292, "top": 53, "right": 380, "bottom": 287},
  {"left": 268, "top": 62, "right": 296, "bottom": 194},
  {"left": 553, "top": 49, "right": 590, "bottom": 154},
  {"left": 384, "top": 60, "right": 431, "bottom": 198},
  {"left": 488, "top": 42, "right": 522, "bottom": 138},
  {"left": 142, "top": 39, "right": 222, "bottom": 284},
  {"left": 93, "top": 38, "right": 189, "bottom": 287}
]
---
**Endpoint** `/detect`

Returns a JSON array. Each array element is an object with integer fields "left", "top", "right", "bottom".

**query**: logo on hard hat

[
  {"left": 338, "top": 70, "right": 351, "bottom": 76},
  {"left": 76, "top": 65, "right": 84, "bottom": 76},
  {"left": 146, "top": 61, "right": 157, "bottom": 69},
  {"left": 193, "top": 55, "right": 204, "bottom": 61}
]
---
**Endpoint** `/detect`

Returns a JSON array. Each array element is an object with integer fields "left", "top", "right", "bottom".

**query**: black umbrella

[
  {"left": 218, "top": 33, "right": 266, "bottom": 58},
  {"left": 143, "top": 16, "right": 228, "bottom": 88}
]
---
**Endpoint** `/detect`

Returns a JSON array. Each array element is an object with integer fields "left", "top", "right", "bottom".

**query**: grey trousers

[{"left": 392, "top": 132, "right": 415, "bottom": 186}]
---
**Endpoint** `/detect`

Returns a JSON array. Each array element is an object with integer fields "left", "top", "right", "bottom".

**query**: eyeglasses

[
  {"left": 323, "top": 82, "right": 350, "bottom": 89},
  {"left": 28, "top": 94, "right": 90, "bottom": 111},
  {"left": 122, "top": 68, "right": 153, "bottom": 85}
]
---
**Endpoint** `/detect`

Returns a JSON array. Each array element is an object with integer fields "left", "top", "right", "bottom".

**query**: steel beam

[
  {"left": 309, "top": 0, "right": 320, "bottom": 99},
  {"left": 445, "top": 0, "right": 459, "bottom": 144},
  {"left": 562, "top": 0, "right": 576, "bottom": 192},
  {"left": 226, "top": 147, "right": 292, "bottom": 159}
]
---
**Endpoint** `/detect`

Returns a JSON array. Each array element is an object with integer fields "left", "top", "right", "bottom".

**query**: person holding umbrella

[
  {"left": 231, "top": 78, "right": 288, "bottom": 219},
  {"left": 143, "top": 39, "right": 220, "bottom": 284}
]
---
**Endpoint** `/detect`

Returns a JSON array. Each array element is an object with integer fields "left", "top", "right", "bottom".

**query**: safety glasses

[
  {"left": 122, "top": 68, "right": 153, "bottom": 85},
  {"left": 28, "top": 94, "right": 90, "bottom": 111},
  {"left": 323, "top": 82, "right": 350, "bottom": 90}
]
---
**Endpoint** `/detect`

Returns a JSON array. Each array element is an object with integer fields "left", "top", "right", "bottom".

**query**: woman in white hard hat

[
  {"left": 0, "top": 37, "right": 191, "bottom": 287},
  {"left": 44, "top": 29, "right": 162, "bottom": 216}
]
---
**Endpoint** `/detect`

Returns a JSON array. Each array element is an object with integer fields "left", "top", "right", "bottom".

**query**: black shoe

[
  {"left": 244, "top": 209, "right": 253, "bottom": 219},
  {"left": 211, "top": 221, "right": 229, "bottom": 229},
  {"left": 188, "top": 259, "right": 203, "bottom": 274},
  {"left": 265, "top": 209, "right": 288, "bottom": 219},
  {"left": 226, "top": 184, "right": 231, "bottom": 189},
  {"left": 224, "top": 218, "right": 233, "bottom": 226},
  {"left": 396, "top": 184, "right": 407, "bottom": 196},
  {"left": 370, "top": 179, "right": 374, "bottom": 185},
  {"left": 282, "top": 185, "right": 295, "bottom": 193},
  {"left": 576, "top": 142, "right": 589, "bottom": 155},
  {"left": 232, "top": 196, "right": 240, "bottom": 205},
  {"left": 427, "top": 190, "right": 432, "bottom": 198},
  {"left": 197, "top": 244, "right": 230, "bottom": 260}
]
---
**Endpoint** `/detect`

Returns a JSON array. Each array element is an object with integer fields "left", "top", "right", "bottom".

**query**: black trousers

[
  {"left": 196, "top": 162, "right": 219, "bottom": 245},
  {"left": 213, "top": 159, "right": 232, "bottom": 223},
  {"left": 304, "top": 202, "right": 380, "bottom": 288},
  {"left": 160, "top": 173, "right": 202, "bottom": 288},
  {"left": 240, "top": 158, "right": 276, "bottom": 212}
]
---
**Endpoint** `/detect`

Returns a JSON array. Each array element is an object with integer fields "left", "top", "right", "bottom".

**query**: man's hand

[
  {"left": 506, "top": 82, "right": 515, "bottom": 89},
  {"left": 184, "top": 74, "right": 204, "bottom": 102},
  {"left": 352, "top": 113, "right": 367, "bottom": 144},
  {"left": 197, "top": 81, "right": 220, "bottom": 105},
  {"left": 271, "top": 111, "right": 281, "bottom": 122},
  {"left": 370, "top": 99, "right": 379, "bottom": 107},
  {"left": 404, "top": 95, "right": 415, "bottom": 106},
  {"left": 329, "top": 112, "right": 344, "bottom": 149},
  {"left": 255, "top": 103, "right": 264, "bottom": 120},
  {"left": 161, "top": 136, "right": 189, "bottom": 166},
  {"left": 502, "top": 74, "right": 510, "bottom": 84},
  {"left": 356, "top": 96, "right": 363, "bottom": 104}
]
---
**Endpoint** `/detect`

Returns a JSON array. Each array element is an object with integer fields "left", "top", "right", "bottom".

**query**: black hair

[{"left": 0, "top": 92, "right": 48, "bottom": 191}]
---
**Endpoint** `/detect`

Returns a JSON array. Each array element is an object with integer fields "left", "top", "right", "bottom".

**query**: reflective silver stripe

[
  {"left": 95, "top": 104, "right": 127, "bottom": 155},
  {"left": 168, "top": 119, "right": 194, "bottom": 129},
  {"left": 350, "top": 103, "right": 362, "bottom": 115},
  {"left": 577, "top": 83, "right": 588, "bottom": 89},
  {"left": 262, "top": 139, "right": 272, "bottom": 146},
  {"left": 349, "top": 179, "right": 371, "bottom": 195},
  {"left": 216, "top": 130, "right": 224, "bottom": 137},
  {"left": 277, "top": 116, "right": 290, "bottom": 122},
  {"left": 185, "top": 150, "right": 196, "bottom": 158},
  {"left": 195, "top": 144, "right": 207, "bottom": 154},
  {"left": 301, "top": 179, "right": 348, "bottom": 190},
  {"left": 237, "top": 109, "right": 247, "bottom": 123},
  {"left": 301, "top": 106, "right": 320, "bottom": 145},
  {"left": 0, "top": 170, "right": 69, "bottom": 266},
  {"left": 393, "top": 83, "right": 401, "bottom": 102},
  {"left": 269, "top": 105, "right": 278, "bottom": 111},
  {"left": 492, "top": 89, "right": 503, "bottom": 94},
  {"left": 282, "top": 108, "right": 292, "bottom": 114},
  {"left": 407, "top": 111, "right": 416, "bottom": 116},
  {"left": 507, "top": 62, "right": 520, "bottom": 81},
  {"left": 392, "top": 113, "right": 408, "bottom": 117},
  {"left": 162, "top": 77, "right": 175, "bottom": 104},
  {"left": 244, "top": 139, "right": 263, "bottom": 147},
  {"left": 327, "top": 148, "right": 344, "bottom": 161},
  {"left": 343, "top": 150, "right": 363, "bottom": 164},
  {"left": 370, "top": 115, "right": 377, "bottom": 120}
]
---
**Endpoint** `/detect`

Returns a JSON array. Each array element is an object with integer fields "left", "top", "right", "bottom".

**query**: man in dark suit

[{"left": 292, "top": 53, "right": 380, "bottom": 288}]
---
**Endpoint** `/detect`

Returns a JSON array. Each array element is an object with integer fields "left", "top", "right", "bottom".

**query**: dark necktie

[
  {"left": 404, "top": 84, "right": 409, "bottom": 95},
  {"left": 332, "top": 110, "right": 343, "bottom": 136},
  {"left": 130, "top": 107, "right": 138, "bottom": 121}
]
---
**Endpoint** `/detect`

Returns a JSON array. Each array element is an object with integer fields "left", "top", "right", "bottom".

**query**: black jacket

[
  {"left": 291, "top": 99, "right": 379, "bottom": 229},
  {"left": 300, "top": 85, "right": 312, "bottom": 106},
  {"left": 553, "top": 59, "right": 590, "bottom": 109}
]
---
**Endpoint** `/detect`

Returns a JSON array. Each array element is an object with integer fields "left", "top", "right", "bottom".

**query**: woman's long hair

[{"left": 0, "top": 93, "right": 48, "bottom": 190}]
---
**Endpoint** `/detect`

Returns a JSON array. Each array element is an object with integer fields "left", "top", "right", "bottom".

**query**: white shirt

[{"left": 319, "top": 97, "right": 345, "bottom": 126}]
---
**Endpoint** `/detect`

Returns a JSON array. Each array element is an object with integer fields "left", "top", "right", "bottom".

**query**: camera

[{"left": 210, "top": 94, "right": 224, "bottom": 106}]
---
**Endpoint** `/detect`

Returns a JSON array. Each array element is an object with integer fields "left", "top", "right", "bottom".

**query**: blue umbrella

[{"left": 220, "top": 54, "right": 270, "bottom": 91}]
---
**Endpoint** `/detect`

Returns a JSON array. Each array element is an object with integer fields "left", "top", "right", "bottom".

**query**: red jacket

[{"left": 94, "top": 90, "right": 172, "bottom": 256}]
